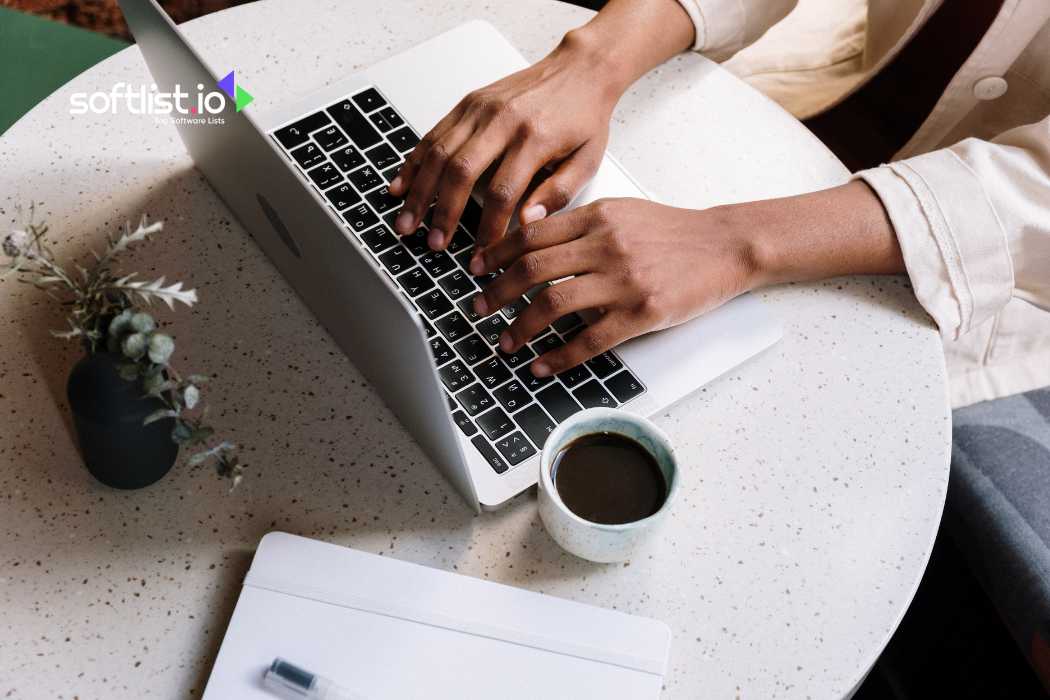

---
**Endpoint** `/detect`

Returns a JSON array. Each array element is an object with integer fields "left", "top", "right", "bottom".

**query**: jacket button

[{"left": 973, "top": 76, "right": 1008, "bottom": 100}]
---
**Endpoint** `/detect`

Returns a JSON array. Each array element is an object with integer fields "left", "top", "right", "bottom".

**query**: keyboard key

[
  {"left": 438, "top": 270, "right": 476, "bottom": 300},
  {"left": 515, "top": 363, "right": 555, "bottom": 392},
  {"left": 397, "top": 266, "right": 435, "bottom": 297},
  {"left": 351, "top": 87, "right": 386, "bottom": 113},
  {"left": 307, "top": 162, "right": 342, "bottom": 189},
  {"left": 388, "top": 126, "right": 420, "bottom": 153},
  {"left": 470, "top": 435, "right": 507, "bottom": 474},
  {"left": 421, "top": 317, "right": 435, "bottom": 338},
  {"left": 536, "top": 384, "right": 582, "bottom": 422},
  {"left": 348, "top": 165, "right": 383, "bottom": 193},
  {"left": 553, "top": 313, "right": 583, "bottom": 334},
  {"left": 501, "top": 296, "right": 529, "bottom": 320},
  {"left": 378, "top": 246, "right": 413, "bottom": 275},
  {"left": 331, "top": 145, "right": 365, "bottom": 172},
  {"left": 419, "top": 250, "right": 456, "bottom": 278},
  {"left": 314, "top": 125, "right": 348, "bottom": 151},
  {"left": 382, "top": 165, "right": 401, "bottom": 183},
  {"left": 344, "top": 203, "right": 379, "bottom": 233},
  {"left": 365, "top": 143, "right": 401, "bottom": 170},
  {"left": 452, "top": 410, "right": 477, "bottom": 437},
  {"left": 368, "top": 110, "right": 396, "bottom": 133},
  {"left": 477, "top": 316, "right": 508, "bottom": 345},
  {"left": 274, "top": 111, "right": 331, "bottom": 149},
  {"left": 416, "top": 289, "right": 453, "bottom": 319},
  {"left": 435, "top": 312, "right": 472, "bottom": 343},
  {"left": 365, "top": 185, "right": 401, "bottom": 214},
  {"left": 457, "top": 296, "right": 481, "bottom": 323},
  {"left": 328, "top": 99, "right": 382, "bottom": 149},
  {"left": 324, "top": 183, "right": 360, "bottom": 211},
  {"left": 493, "top": 431, "right": 536, "bottom": 466},
  {"left": 359, "top": 224, "right": 397, "bottom": 254},
  {"left": 586, "top": 351, "right": 623, "bottom": 379},
  {"left": 438, "top": 361, "right": 472, "bottom": 393},
  {"left": 447, "top": 226, "right": 474, "bottom": 254},
  {"left": 452, "top": 334, "right": 490, "bottom": 365},
  {"left": 525, "top": 284, "right": 548, "bottom": 301},
  {"left": 604, "top": 370, "right": 645, "bottom": 403},
  {"left": 399, "top": 228, "right": 428, "bottom": 256},
  {"left": 377, "top": 106, "right": 404, "bottom": 129},
  {"left": 460, "top": 198, "right": 483, "bottom": 234},
  {"left": 514, "top": 404, "right": 556, "bottom": 450},
  {"left": 473, "top": 357, "right": 512, "bottom": 389},
  {"left": 456, "top": 384, "right": 494, "bottom": 416},
  {"left": 474, "top": 272, "right": 498, "bottom": 288},
  {"left": 531, "top": 333, "right": 564, "bottom": 356},
  {"left": 497, "top": 344, "right": 535, "bottom": 369},
  {"left": 573, "top": 380, "right": 617, "bottom": 409},
  {"left": 290, "top": 142, "right": 325, "bottom": 169},
  {"left": 429, "top": 336, "right": 455, "bottom": 366},
  {"left": 476, "top": 407, "right": 514, "bottom": 441},
  {"left": 492, "top": 381, "right": 531, "bottom": 413},
  {"left": 557, "top": 363, "right": 591, "bottom": 389},
  {"left": 453, "top": 248, "right": 475, "bottom": 273}
]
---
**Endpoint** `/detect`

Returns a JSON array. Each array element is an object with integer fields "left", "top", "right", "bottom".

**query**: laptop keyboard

[{"left": 270, "top": 86, "right": 646, "bottom": 475}]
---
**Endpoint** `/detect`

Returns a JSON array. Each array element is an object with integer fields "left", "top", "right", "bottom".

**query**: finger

[
  {"left": 474, "top": 237, "right": 594, "bottom": 318},
  {"left": 473, "top": 143, "right": 550, "bottom": 248},
  {"left": 427, "top": 134, "right": 507, "bottom": 250},
  {"left": 394, "top": 121, "right": 473, "bottom": 235},
  {"left": 389, "top": 102, "right": 464, "bottom": 197},
  {"left": 519, "top": 140, "right": 605, "bottom": 226},
  {"left": 471, "top": 205, "right": 589, "bottom": 276},
  {"left": 498, "top": 275, "right": 614, "bottom": 353},
  {"left": 531, "top": 314, "right": 631, "bottom": 378}
]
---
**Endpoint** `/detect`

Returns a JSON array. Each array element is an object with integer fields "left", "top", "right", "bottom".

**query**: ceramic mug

[{"left": 537, "top": 408, "right": 679, "bottom": 563}]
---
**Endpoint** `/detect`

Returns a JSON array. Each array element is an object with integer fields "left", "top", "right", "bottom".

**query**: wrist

[{"left": 556, "top": 26, "right": 635, "bottom": 100}]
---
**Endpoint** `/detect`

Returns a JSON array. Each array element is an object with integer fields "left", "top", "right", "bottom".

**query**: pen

[{"left": 264, "top": 657, "right": 368, "bottom": 700}]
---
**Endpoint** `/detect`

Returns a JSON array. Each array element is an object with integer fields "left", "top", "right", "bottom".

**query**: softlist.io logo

[{"left": 70, "top": 70, "right": 253, "bottom": 124}]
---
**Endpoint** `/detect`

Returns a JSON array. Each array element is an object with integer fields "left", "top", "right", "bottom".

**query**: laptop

[{"left": 118, "top": 0, "right": 782, "bottom": 511}]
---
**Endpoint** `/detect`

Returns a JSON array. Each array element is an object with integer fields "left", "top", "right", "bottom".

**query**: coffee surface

[{"left": 552, "top": 432, "right": 666, "bottom": 525}]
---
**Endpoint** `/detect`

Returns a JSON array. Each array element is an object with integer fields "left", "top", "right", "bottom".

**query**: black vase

[{"left": 66, "top": 352, "right": 179, "bottom": 489}]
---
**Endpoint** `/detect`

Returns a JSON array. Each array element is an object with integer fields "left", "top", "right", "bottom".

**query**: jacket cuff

[
  {"left": 856, "top": 150, "right": 1014, "bottom": 340},
  {"left": 674, "top": 0, "right": 746, "bottom": 60}
]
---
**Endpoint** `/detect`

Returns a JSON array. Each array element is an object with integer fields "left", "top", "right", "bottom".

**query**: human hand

[
  {"left": 469, "top": 182, "right": 903, "bottom": 377},
  {"left": 388, "top": 32, "right": 625, "bottom": 250}
]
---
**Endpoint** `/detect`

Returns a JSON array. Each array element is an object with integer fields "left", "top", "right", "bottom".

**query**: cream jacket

[{"left": 674, "top": 0, "right": 1050, "bottom": 408}]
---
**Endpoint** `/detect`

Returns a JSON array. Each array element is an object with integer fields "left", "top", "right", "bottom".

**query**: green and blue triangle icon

[{"left": 218, "top": 70, "right": 254, "bottom": 112}]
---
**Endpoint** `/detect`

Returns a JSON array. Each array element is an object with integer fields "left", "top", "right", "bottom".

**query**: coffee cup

[{"left": 537, "top": 408, "right": 679, "bottom": 563}]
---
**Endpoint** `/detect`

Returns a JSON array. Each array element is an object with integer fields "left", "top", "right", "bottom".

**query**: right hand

[{"left": 388, "top": 32, "right": 623, "bottom": 252}]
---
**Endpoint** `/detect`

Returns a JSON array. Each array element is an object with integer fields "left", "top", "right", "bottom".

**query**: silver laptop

[{"left": 119, "top": 0, "right": 782, "bottom": 511}]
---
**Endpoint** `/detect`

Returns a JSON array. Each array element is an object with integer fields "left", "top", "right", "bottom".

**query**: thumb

[{"left": 519, "top": 141, "right": 604, "bottom": 226}]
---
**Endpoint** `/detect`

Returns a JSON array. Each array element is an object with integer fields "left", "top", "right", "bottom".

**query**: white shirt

[{"left": 674, "top": 0, "right": 1050, "bottom": 407}]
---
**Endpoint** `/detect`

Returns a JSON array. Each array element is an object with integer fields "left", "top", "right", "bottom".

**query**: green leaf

[
  {"left": 129, "top": 311, "right": 155, "bottom": 334},
  {"left": 143, "top": 408, "right": 177, "bottom": 426},
  {"left": 147, "top": 333, "right": 174, "bottom": 365},
  {"left": 171, "top": 420, "right": 193, "bottom": 444},
  {"left": 121, "top": 332, "right": 147, "bottom": 360},
  {"left": 117, "top": 363, "right": 140, "bottom": 382}
]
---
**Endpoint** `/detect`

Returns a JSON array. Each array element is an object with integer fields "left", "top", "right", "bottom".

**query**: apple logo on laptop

[{"left": 257, "top": 193, "right": 302, "bottom": 259}]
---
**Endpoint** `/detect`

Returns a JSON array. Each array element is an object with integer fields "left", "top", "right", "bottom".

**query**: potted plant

[{"left": 2, "top": 207, "right": 243, "bottom": 490}]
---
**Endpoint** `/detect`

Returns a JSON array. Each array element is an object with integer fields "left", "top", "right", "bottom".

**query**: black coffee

[{"left": 552, "top": 432, "right": 667, "bottom": 525}]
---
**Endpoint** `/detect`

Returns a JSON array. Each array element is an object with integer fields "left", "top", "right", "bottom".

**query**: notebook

[{"left": 202, "top": 532, "right": 672, "bottom": 699}]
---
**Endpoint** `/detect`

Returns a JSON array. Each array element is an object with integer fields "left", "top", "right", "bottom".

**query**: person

[{"left": 388, "top": 0, "right": 1050, "bottom": 409}]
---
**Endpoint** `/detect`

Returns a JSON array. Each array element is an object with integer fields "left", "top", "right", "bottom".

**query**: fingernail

[
  {"left": 499, "top": 333, "right": 513, "bottom": 352},
  {"left": 522, "top": 204, "right": 547, "bottom": 225},
  {"left": 395, "top": 210, "right": 414, "bottom": 235},
  {"left": 531, "top": 361, "right": 551, "bottom": 378},
  {"left": 473, "top": 295, "right": 489, "bottom": 316},
  {"left": 469, "top": 254, "right": 485, "bottom": 276},
  {"left": 428, "top": 228, "right": 445, "bottom": 250},
  {"left": 390, "top": 176, "right": 403, "bottom": 192}
]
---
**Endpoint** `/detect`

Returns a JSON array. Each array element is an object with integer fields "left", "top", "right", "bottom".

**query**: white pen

[{"left": 264, "top": 657, "right": 369, "bottom": 700}]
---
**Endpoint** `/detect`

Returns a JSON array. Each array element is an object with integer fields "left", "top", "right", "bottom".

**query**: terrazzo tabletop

[{"left": 0, "top": 0, "right": 951, "bottom": 697}]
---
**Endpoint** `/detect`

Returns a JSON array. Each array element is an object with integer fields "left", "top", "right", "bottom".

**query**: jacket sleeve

[
  {"left": 856, "top": 116, "right": 1050, "bottom": 340},
  {"left": 673, "top": 0, "right": 798, "bottom": 61}
]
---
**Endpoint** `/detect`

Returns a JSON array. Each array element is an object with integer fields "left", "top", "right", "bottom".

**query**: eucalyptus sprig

[{"left": 2, "top": 206, "right": 243, "bottom": 488}]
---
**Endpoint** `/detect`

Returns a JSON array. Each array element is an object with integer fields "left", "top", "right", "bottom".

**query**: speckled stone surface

[{"left": 0, "top": 1, "right": 951, "bottom": 697}]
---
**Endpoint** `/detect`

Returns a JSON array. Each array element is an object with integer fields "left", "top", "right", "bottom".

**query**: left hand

[{"left": 469, "top": 197, "right": 762, "bottom": 377}]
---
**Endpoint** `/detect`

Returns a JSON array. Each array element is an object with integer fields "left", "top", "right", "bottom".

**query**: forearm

[
  {"left": 559, "top": 0, "right": 695, "bottom": 96},
  {"left": 736, "top": 180, "right": 905, "bottom": 287}
]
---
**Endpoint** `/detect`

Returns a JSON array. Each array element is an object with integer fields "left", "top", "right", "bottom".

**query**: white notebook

[{"left": 202, "top": 532, "right": 672, "bottom": 699}]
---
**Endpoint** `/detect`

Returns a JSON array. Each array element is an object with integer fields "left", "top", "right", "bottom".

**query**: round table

[{"left": 0, "top": 1, "right": 951, "bottom": 697}]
